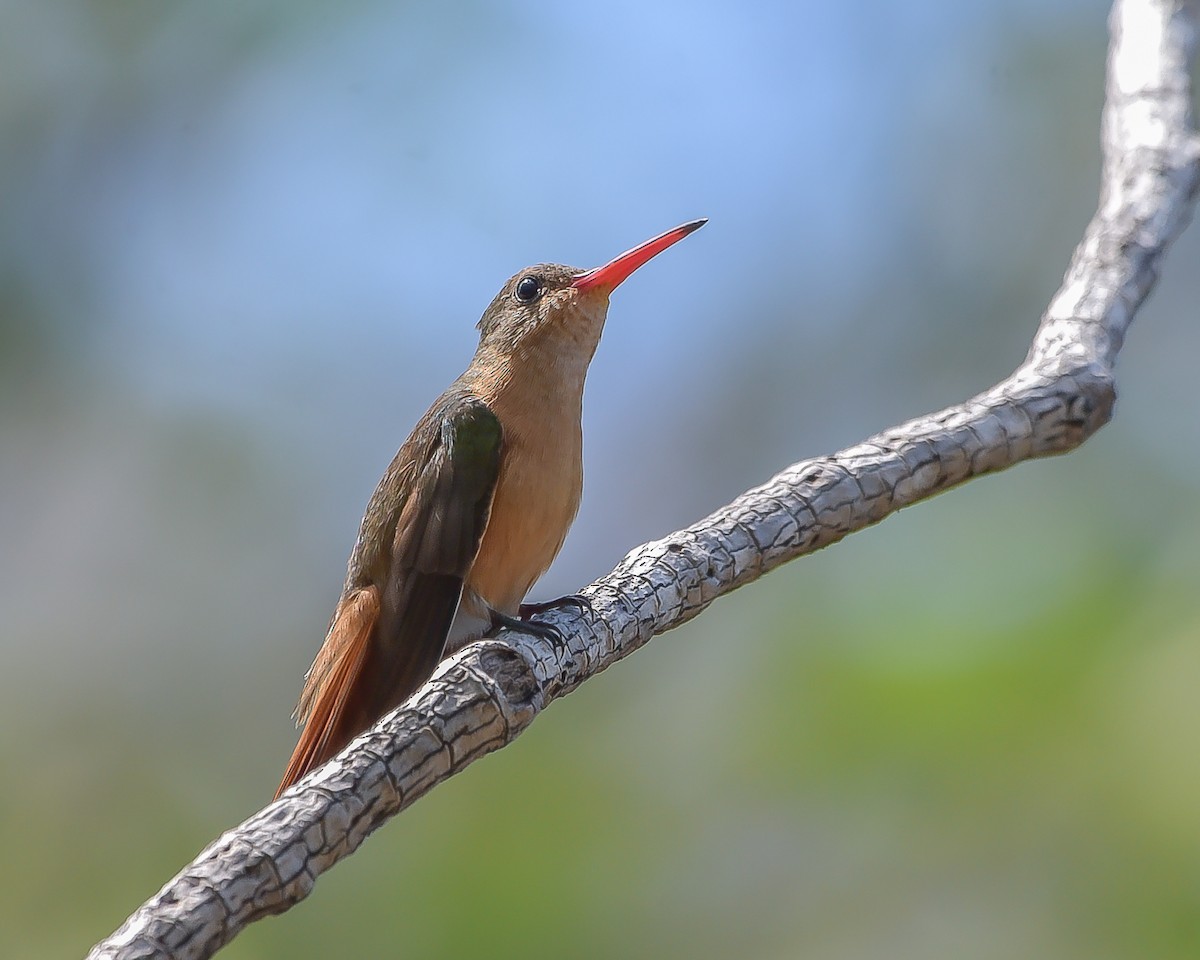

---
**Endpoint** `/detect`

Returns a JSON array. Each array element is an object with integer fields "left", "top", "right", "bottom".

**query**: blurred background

[{"left": 3, "top": 0, "right": 1200, "bottom": 957}]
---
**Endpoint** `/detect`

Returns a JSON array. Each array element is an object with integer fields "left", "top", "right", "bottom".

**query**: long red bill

[{"left": 572, "top": 218, "right": 707, "bottom": 293}]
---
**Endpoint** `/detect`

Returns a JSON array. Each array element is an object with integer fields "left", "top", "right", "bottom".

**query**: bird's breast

[{"left": 466, "top": 414, "right": 582, "bottom": 615}]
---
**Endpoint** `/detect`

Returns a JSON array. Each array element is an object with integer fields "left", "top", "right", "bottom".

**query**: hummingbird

[{"left": 276, "top": 219, "right": 706, "bottom": 797}]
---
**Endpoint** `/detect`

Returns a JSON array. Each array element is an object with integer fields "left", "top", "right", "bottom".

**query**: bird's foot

[
  {"left": 487, "top": 608, "right": 564, "bottom": 644},
  {"left": 518, "top": 593, "right": 593, "bottom": 619},
  {"left": 488, "top": 594, "right": 590, "bottom": 645}
]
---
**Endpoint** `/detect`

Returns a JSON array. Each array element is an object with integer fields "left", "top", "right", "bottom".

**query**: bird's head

[{"left": 475, "top": 219, "right": 706, "bottom": 364}]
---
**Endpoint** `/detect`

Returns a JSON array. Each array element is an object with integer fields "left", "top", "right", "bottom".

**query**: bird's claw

[
  {"left": 518, "top": 593, "right": 593, "bottom": 619},
  {"left": 487, "top": 609, "right": 565, "bottom": 644},
  {"left": 488, "top": 594, "right": 590, "bottom": 645}
]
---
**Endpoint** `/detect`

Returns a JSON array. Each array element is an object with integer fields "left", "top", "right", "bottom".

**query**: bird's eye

[{"left": 514, "top": 276, "right": 542, "bottom": 304}]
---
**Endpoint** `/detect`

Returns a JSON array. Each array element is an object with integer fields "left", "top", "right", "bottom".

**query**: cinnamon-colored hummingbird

[{"left": 276, "top": 219, "right": 706, "bottom": 797}]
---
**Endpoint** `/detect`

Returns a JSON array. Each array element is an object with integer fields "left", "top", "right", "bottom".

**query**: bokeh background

[{"left": 4, "top": 1, "right": 1200, "bottom": 957}]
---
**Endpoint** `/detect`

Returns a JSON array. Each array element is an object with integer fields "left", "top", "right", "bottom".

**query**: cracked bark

[{"left": 88, "top": 1, "right": 1200, "bottom": 957}]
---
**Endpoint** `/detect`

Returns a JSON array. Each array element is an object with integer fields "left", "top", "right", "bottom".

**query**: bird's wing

[{"left": 275, "top": 399, "right": 503, "bottom": 798}]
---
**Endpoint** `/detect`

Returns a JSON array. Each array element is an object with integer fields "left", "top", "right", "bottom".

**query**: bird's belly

[{"left": 467, "top": 437, "right": 581, "bottom": 615}]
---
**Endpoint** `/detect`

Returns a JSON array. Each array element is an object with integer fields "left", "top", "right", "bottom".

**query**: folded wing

[{"left": 275, "top": 399, "right": 503, "bottom": 798}]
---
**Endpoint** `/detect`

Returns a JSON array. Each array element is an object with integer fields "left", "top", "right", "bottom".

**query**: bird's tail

[{"left": 274, "top": 586, "right": 380, "bottom": 799}]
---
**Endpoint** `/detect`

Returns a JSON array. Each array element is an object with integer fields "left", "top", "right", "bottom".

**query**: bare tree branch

[{"left": 88, "top": 2, "right": 1200, "bottom": 958}]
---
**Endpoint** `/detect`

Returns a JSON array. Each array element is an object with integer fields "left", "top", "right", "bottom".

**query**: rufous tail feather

[{"left": 275, "top": 586, "right": 380, "bottom": 799}]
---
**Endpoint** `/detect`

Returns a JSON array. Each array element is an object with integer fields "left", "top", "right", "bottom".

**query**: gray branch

[{"left": 88, "top": 2, "right": 1200, "bottom": 958}]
